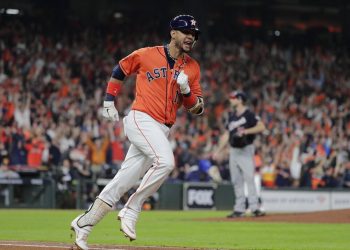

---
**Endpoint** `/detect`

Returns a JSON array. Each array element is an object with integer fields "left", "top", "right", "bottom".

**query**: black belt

[{"left": 164, "top": 123, "right": 173, "bottom": 128}]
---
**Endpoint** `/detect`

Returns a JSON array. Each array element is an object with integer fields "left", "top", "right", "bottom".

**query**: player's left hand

[
  {"left": 102, "top": 101, "right": 119, "bottom": 121},
  {"left": 236, "top": 127, "right": 245, "bottom": 137},
  {"left": 177, "top": 70, "right": 190, "bottom": 94}
]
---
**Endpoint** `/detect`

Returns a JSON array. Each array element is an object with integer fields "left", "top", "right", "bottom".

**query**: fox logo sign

[{"left": 186, "top": 186, "right": 215, "bottom": 209}]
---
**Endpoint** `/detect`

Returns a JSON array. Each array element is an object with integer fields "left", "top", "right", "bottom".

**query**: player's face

[
  {"left": 174, "top": 30, "right": 196, "bottom": 53},
  {"left": 229, "top": 97, "right": 239, "bottom": 108}
]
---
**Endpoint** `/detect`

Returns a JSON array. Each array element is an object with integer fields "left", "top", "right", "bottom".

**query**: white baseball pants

[{"left": 99, "top": 110, "right": 175, "bottom": 214}]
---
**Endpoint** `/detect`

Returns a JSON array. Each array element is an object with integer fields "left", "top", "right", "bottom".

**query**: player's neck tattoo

[{"left": 166, "top": 44, "right": 178, "bottom": 61}]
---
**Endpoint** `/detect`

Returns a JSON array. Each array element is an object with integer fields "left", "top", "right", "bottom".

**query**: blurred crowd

[{"left": 1, "top": 16, "right": 350, "bottom": 205}]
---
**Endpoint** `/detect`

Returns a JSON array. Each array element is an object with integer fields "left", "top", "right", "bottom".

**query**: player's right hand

[
  {"left": 176, "top": 70, "right": 190, "bottom": 94},
  {"left": 102, "top": 101, "right": 119, "bottom": 121}
]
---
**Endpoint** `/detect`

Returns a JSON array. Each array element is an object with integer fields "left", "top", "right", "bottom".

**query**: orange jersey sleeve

[{"left": 118, "top": 49, "right": 143, "bottom": 76}]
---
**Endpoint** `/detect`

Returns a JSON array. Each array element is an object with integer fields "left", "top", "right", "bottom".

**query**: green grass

[{"left": 0, "top": 209, "right": 349, "bottom": 250}]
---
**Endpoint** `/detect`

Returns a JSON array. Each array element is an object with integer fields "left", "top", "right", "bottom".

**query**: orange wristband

[
  {"left": 106, "top": 81, "right": 122, "bottom": 96},
  {"left": 183, "top": 93, "right": 197, "bottom": 109}
]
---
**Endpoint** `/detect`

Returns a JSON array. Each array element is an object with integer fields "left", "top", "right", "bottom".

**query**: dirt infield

[
  {"left": 0, "top": 241, "right": 195, "bottom": 250},
  {"left": 1, "top": 209, "right": 349, "bottom": 249}
]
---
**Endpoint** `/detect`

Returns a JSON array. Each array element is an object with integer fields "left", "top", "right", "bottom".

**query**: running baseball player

[
  {"left": 213, "top": 91, "right": 266, "bottom": 218},
  {"left": 70, "top": 14, "right": 204, "bottom": 249}
]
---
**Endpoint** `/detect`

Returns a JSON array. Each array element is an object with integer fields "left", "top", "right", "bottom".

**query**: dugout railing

[
  {"left": 0, "top": 178, "right": 56, "bottom": 208},
  {"left": 1, "top": 177, "right": 350, "bottom": 211}
]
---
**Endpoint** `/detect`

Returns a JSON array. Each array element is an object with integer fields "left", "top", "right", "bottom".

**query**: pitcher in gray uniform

[{"left": 213, "top": 91, "right": 266, "bottom": 218}]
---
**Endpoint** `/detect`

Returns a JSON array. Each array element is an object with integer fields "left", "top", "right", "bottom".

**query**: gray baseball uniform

[{"left": 227, "top": 109, "right": 259, "bottom": 213}]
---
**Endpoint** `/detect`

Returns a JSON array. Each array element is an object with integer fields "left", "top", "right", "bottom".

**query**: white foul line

[
  {"left": 0, "top": 243, "right": 127, "bottom": 250},
  {"left": 0, "top": 243, "right": 68, "bottom": 249}
]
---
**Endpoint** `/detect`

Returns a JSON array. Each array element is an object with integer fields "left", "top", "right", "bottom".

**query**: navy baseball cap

[{"left": 229, "top": 91, "right": 247, "bottom": 102}]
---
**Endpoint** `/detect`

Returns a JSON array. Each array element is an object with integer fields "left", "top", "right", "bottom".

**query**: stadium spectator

[
  {"left": 275, "top": 162, "right": 292, "bottom": 187},
  {"left": 342, "top": 162, "right": 350, "bottom": 188},
  {"left": 0, "top": 157, "right": 20, "bottom": 179},
  {"left": 9, "top": 129, "right": 27, "bottom": 166},
  {"left": 320, "top": 167, "right": 339, "bottom": 188}
]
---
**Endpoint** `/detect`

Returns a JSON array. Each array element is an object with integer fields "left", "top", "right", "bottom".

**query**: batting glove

[
  {"left": 177, "top": 70, "right": 190, "bottom": 94},
  {"left": 102, "top": 101, "right": 119, "bottom": 121}
]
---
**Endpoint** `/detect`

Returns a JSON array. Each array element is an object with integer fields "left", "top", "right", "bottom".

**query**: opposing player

[
  {"left": 213, "top": 91, "right": 266, "bottom": 218},
  {"left": 70, "top": 14, "right": 204, "bottom": 249}
]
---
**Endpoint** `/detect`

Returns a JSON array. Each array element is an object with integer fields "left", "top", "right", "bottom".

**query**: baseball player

[
  {"left": 70, "top": 14, "right": 204, "bottom": 249},
  {"left": 213, "top": 91, "right": 266, "bottom": 218}
]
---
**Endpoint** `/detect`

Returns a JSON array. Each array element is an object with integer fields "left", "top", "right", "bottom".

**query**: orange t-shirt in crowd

[
  {"left": 26, "top": 139, "right": 45, "bottom": 168},
  {"left": 254, "top": 154, "right": 263, "bottom": 168},
  {"left": 119, "top": 46, "right": 202, "bottom": 125},
  {"left": 86, "top": 137, "right": 110, "bottom": 165},
  {"left": 3, "top": 101, "right": 15, "bottom": 122},
  {"left": 111, "top": 141, "right": 125, "bottom": 162}
]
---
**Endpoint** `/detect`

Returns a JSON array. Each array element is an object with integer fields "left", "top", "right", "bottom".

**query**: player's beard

[{"left": 175, "top": 39, "right": 191, "bottom": 54}]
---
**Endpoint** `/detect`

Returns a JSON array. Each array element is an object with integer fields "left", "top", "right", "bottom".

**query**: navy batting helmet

[{"left": 170, "top": 15, "right": 200, "bottom": 40}]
